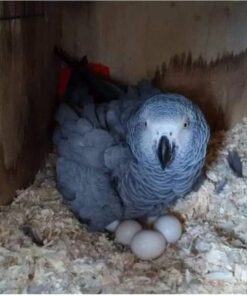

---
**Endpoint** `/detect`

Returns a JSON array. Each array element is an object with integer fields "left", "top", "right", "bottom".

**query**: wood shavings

[{"left": 1, "top": 118, "right": 247, "bottom": 293}]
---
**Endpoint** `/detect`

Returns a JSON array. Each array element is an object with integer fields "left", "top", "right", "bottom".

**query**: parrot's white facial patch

[{"left": 142, "top": 116, "right": 191, "bottom": 152}]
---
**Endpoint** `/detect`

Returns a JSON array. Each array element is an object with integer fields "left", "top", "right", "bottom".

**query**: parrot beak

[{"left": 157, "top": 136, "right": 175, "bottom": 170}]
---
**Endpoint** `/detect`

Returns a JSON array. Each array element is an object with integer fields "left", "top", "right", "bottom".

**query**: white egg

[
  {"left": 130, "top": 230, "right": 166, "bottom": 260},
  {"left": 115, "top": 220, "right": 142, "bottom": 245},
  {"left": 154, "top": 215, "right": 182, "bottom": 243},
  {"left": 105, "top": 220, "right": 120, "bottom": 232}
]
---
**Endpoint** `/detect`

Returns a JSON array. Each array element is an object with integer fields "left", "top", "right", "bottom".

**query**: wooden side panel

[
  {"left": 60, "top": 2, "right": 247, "bottom": 129},
  {"left": 154, "top": 51, "right": 247, "bottom": 131},
  {"left": 61, "top": 2, "right": 247, "bottom": 83},
  {"left": 0, "top": 3, "right": 61, "bottom": 204}
]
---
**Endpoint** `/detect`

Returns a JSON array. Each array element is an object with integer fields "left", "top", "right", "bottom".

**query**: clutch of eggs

[{"left": 106, "top": 215, "right": 183, "bottom": 260}]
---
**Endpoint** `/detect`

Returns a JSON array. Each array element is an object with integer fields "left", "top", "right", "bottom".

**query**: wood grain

[{"left": 0, "top": 3, "right": 61, "bottom": 204}]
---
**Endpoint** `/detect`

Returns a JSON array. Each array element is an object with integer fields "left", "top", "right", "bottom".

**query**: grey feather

[
  {"left": 81, "top": 103, "right": 100, "bottom": 127},
  {"left": 57, "top": 157, "right": 123, "bottom": 231},
  {"left": 215, "top": 178, "right": 227, "bottom": 194},
  {"left": 54, "top": 78, "right": 210, "bottom": 231},
  {"left": 53, "top": 128, "right": 63, "bottom": 146},
  {"left": 104, "top": 145, "right": 131, "bottom": 172},
  {"left": 96, "top": 103, "right": 107, "bottom": 129},
  {"left": 55, "top": 103, "right": 79, "bottom": 125},
  {"left": 137, "top": 79, "right": 161, "bottom": 99},
  {"left": 227, "top": 150, "right": 243, "bottom": 178}
]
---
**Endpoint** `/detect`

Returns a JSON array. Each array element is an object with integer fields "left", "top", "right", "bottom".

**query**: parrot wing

[{"left": 54, "top": 103, "right": 134, "bottom": 231}]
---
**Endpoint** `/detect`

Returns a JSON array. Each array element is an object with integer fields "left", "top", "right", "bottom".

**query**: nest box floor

[{"left": 0, "top": 119, "right": 247, "bottom": 293}]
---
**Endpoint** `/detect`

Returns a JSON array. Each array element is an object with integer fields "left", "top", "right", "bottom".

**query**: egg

[
  {"left": 154, "top": 215, "right": 182, "bottom": 243},
  {"left": 115, "top": 220, "right": 142, "bottom": 245},
  {"left": 105, "top": 220, "right": 120, "bottom": 232},
  {"left": 130, "top": 230, "right": 166, "bottom": 260}
]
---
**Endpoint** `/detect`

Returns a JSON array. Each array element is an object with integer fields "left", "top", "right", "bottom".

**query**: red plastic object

[
  {"left": 57, "top": 61, "right": 110, "bottom": 99},
  {"left": 88, "top": 63, "right": 110, "bottom": 80}
]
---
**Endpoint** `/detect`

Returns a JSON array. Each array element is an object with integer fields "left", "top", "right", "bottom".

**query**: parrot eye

[
  {"left": 183, "top": 120, "right": 189, "bottom": 128},
  {"left": 137, "top": 121, "right": 147, "bottom": 130}
]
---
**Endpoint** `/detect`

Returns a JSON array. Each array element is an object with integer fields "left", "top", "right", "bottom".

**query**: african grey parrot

[{"left": 53, "top": 53, "right": 210, "bottom": 231}]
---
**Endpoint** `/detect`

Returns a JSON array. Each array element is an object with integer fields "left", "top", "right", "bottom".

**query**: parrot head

[{"left": 127, "top": 94, "right": 210, "bottom": 170}]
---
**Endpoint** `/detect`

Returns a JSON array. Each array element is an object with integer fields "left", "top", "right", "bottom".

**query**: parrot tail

[{"left": 54, "top": 45, "right": 126, "bottom": 104}]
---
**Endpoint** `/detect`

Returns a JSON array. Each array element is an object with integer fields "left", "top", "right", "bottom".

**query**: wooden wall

[
  {"left": 1, "top": 1, "right": 247, "bottom": 204},
  {"left": 61, "top": 2, "right": 247, "bottom": 83},
  {"left": 61, "top": 1, "right": 247, "bottom": 129},
  {"left": 0, "top": 2, "right": 61, "bottom": 204}
]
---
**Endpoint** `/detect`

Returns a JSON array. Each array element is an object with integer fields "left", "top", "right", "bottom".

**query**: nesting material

[{"left": 1, "top": 118, "right": 247, "bottom": 293}]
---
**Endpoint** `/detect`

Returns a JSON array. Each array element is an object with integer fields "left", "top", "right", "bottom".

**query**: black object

[
  {"left": 157, "top": 136, "right": 175, "bottom": 170},
  {"left": 54, "top": 46, "right": 126, "bottom": 103},
  {"left": 215, "top": 178, "right": 227, "bottom": 194},
  {"left": 227, "top": 150, "right": 243, "bottom": 178}
]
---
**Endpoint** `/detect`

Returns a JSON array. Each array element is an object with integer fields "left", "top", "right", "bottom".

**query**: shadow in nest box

[
  {"left": 153, "top": 50, "right": 247, "bottom": 133},
  {"left": 153, "top": 50, "right": 247, "bottom": 173}
]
